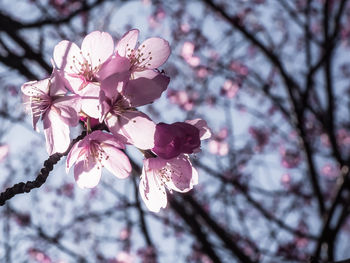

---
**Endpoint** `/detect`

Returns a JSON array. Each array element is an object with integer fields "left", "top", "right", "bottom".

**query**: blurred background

[{"left": 0, "top": 0, "right": 350, "bottom": 262}]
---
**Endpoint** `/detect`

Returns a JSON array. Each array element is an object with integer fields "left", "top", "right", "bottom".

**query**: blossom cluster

[{"left": 21, "top": 30, "right": 210, "bottom": 212}]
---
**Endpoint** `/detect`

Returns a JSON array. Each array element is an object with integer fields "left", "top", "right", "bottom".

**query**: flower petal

[
  {"left": 186, "top": 119, "right": 211, "bottom": 140},
  {"left": 21, "top": 79, "right": 50, "bottom": 97},
  {"left": 124, "top": 71, "right": 169, "bottom": 107},
  {"left": 81, "top": 31, "right": 114, "bottom": 68},
  {"left": 52, "top": 95, "right": 81, "bottom": 126},
  {"left": 139, "top": 159, "right": 167, "bottom": 213},
  {"left": 106, "top": 110, "right": 156, "bottom": 149},
  {"left": 149, "top": 155, "right": 195, "bottom": 193},
  {"left": 43, "top": 110, "right": 70, "bottom": 155},
  {"left": 97, "top": 55, "right": 131, "bottom": 81},
  {"left": 53, "top": 40, "right": 84, "bottom": 74},
  {"left": 66, "top": 141, "right": 86, "bottom": 173},
  {"left": 136, "top": 37, "right": 171, "bottom": 69},
  {"left": 80, "top": 83, "right": 101, "bottom": 118},
  {"left": 116, "top": 29, "right": 139, "bottom": 57},
  {"left": 74, "top": 158, "right": 102, "bottom": 189},
  {"left": 101, "top": 144, "right": 131, "bottom": 179}
]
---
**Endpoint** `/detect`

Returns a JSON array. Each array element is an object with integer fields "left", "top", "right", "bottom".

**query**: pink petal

[
  {"left": 149, "top": 155, "right": 195, "bottom": 193},
  {"left": 21, "top": 79, "right": 50, "bottom": 97},
  {"left": 97, "top": 55, "right": 131, "bottom": 81},
  {"left": 43, "top": 110, "right": 70, "bottom": 155},
  {"left": 53, "top": 40, "right": 84, "bottom": 74},
  {"left": 50, "top": 68, "right": 68, "bottom": 96},
  {"left": 100, "top": 72, "right": 129, "bottom": 103},
  {"left": 139, "top": 159, "right": 167, "bottom": 212},
  {"left": 80, "top": 83, "right": 101, "bottom": 118},
  {"left": 52, "top": 95, "right": 81, "bottom": 126},
  {"left": 186, "top": 119, "right": 211, "bottom": 140},
  {"left": 66, "top": 142, "right": 86, "bottom": 173},
  {"left": 101, "top": 144, "right": 131, "bottom": 179},
  {"left": 74, "top": 158, "right": 102, "bottom": 189},
  {"left": 81, "top": 31, "right": 114, "bottom": 68},
  {"left": 135, "top": 38, "right": 170, "bottom": 69},
  {"left": 106, "top": 110, "right": 156, "bottom": 149},
  {"left": 116, "top": 29, "right": 139, "bottom": 57},
  {"left": 124, "top": 71, "right": 169, "bottom": 107},
  {"left": 89, "top": 130, "right": 126, "bottom": 149}
]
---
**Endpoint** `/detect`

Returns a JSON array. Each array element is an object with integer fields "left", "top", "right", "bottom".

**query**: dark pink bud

[{"left": 152, "top": 122, "right": 200, "bottom": 159}]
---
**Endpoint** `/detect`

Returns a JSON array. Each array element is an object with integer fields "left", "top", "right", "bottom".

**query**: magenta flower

[
  {"left": 139, "top": 154, "right": 198, "bottom": 212},
  {"left": 66, "top": 130, "right": 131, "bottom": 189},
  {"left": 21, "top": 70, "right": 80, "bottom": 155},
  {"left": 53, "top": 31, "right": 117, "bottom": 118},
  {"left": 152, "top": 122, "right": 200, "bottom": 159},
  {"left": 152, "top": 119, "right": 211, "bottom": 159}
]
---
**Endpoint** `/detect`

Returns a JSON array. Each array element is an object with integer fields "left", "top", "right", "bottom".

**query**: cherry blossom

[
  {"left": 139, "top": 154, "right": 198, "bottom": 212},
  {"left": 99, "top": 74, "right": 159, "bottom": 150},
  {"left": 208, "top": 127, "right": 229, "bottom": 156},
  {"left": 53, "top": 31, "right": 115, "bottom": 118},
  {"left": 21, "top": 70, "right": 80, "bottom": 155},
  {"left": 0, "top": 144, "right": 9, "bottom": 162},
  {"left": 181, "top": 41, "right": 200, "bottom": 67},
  {"left": 152, "top": 121, "right": 201, "bottom": 159},
  {"left": 66, "top": 130, "right": 131, "bottom": 189}
]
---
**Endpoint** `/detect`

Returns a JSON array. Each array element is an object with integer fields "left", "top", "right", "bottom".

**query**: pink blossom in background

[
  {"left": 196, "top": 67, "right": 209, "bottom": 78},
  {"left": 139, "top": 154, "right": 198, "bottom": 212},
  {"left": 230, "top": 61, "right": 249, "bottom": 76},
  {"left": 337, "top": 128, "right": 350, "bottom": 146},
  {"left": 66, "top": 130, "right": 131, "bottom": 189},
  {"left": 28, "top": 248, "right": 52, "bottom": 263},
  {"left": 119, "top": 228, "right": 131, "bottom": 240},
  {"left": 280, "top": 147, "right": 301, "bottom": 169},
  {"left": 0, "top": 144, "right": 9, "bottom": 162},
  {"left": 209, "top": 140, "right": 229, "bottom": 156},
  {"left": 208, "top": 127, "right": 229, "bottom": 156},
  {"left": 180, "top": 23, "right": 190, "bottom": 33},
  {"left": 321, "top": 163, "right": 340, "bottom": 179},
  {"left": 249, "top": 127, "right": 269, "bottom": 152},
  {"left": 221, "top": 79, "right": 240, "bottom": 98},
  {"left": 281, "top": 173, "right": 291, "bottom": 188},
  {"left": 181, "top": 41, "right": 200, "bottom": 67},
  {"left": 115, "top": 251, "right": 134, "bottom": 263},
  {"left": 167, "top": 89, "right": 199, "bottom": 111}
]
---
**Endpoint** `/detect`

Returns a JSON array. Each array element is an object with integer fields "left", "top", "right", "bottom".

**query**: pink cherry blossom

[
  {"left": 115, "top": 29, "right": 170, "bottom": 75},
  {"left": 152, "top": 122, "right": 201, "bottom": 159},
  {"left": 167, "top": 89, "right": 199, "bottom": 111},
  {"left": 114, "top": 29, "right": 170, "bottom": 102},
  {"left": 53, "top": 31, "right": 116, "bottom": 118},
  {"left": 21, "top": 70, "right": 80, "bottom": 155},
  {"left": 280, "top": 147, "right": 301, "bottom": 169},
  {"left": 221, "top": 80, "right": 240, "bottom": 98},
  {"left": 139, "top": 154, "right": 198, "bottom": 212},
  {"left": 66, "top": 130, "right": 131, "bottom": 189},
  {"left": 181, "top": 41, "right": 200, "bottom": 67},
  {"left": 208, "top": 127, "right": 228, "bottom": 156},
  {"left": 0, "top": 144, "right": 9, "bottom": 162},
  {"left": 99, "top": 72, "right": 166, "bottom": 150},
  {"left": 115, "top": 251, "right": 135, "bottom": 263}
]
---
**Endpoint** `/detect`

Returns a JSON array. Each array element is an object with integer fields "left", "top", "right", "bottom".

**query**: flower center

[{"left": 126, "top": 43, "right": 153, "bottom": 71}]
